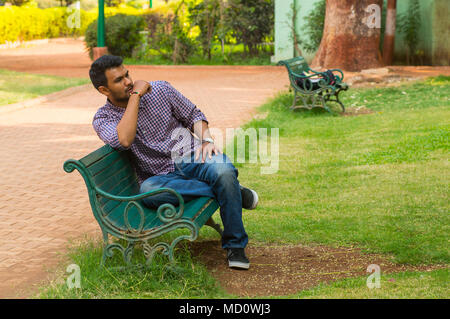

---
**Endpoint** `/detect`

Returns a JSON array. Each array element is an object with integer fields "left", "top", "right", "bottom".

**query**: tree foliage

[
  {"left": 8, "top": 0, "right": 31, "bottom": 5},
  {"left": 144, "top": 1, "right": 196, "bottom": 64},
  {"left": 224, "top": 0, "right": 273, "bottom": 56},
  {"left": 188, "top": 0, "right": 221, "bottom": 60},
  {"left": 105, "top": 0, "right": 126, "bottom": 7},
  {"left": 397, "top": 0, "right": 422, "bottom": 64}
]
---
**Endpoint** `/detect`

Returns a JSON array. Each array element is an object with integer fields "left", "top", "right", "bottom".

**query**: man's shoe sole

[
  {"left": 228, "top": 261, "right": 250, "bottom": 270},
  {"left": 242, "top": 188, "right": 258, "bottom": 210},
  {"left": 248, "top": 188, "right": 258, "bottom": 210}
]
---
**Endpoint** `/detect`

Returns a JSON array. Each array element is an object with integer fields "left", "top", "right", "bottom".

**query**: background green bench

[
  {"left": 63, "top": 144, "right": 222, "bottom": 267},
  {"left": 278, "top": 56, "right": 349, "bottom": 113}
]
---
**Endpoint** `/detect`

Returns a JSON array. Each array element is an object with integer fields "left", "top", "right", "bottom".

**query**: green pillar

[
  {"left": 98, "top": 0, "right": 105, "bottom": 47},
  {"left": 149, "top": 0, "right": 152, "bottom": 8}
]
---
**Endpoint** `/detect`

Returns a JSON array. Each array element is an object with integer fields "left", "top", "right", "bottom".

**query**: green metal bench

[
  {"left": 278, "top": 56, "right": 349, "bottom": 113},
  {"left": 63, "top": 144, "right": 222, "bottom": 267}
]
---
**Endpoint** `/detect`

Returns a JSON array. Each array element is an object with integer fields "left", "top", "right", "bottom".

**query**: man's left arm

[{"left": 165, "top": 81, "right": 221, "bottom": 162}]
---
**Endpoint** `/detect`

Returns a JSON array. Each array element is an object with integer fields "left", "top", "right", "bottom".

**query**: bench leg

[
  {"left": 100, "top": 221, "right": 199, "bottom": 268},
  {"left": 205, "top": 217, "right": 223, "bottom": 237},
  {"left": 291, "top": 90, "right": 297, "bottom": 109},
  {"left": 318, "top": 93, "right": 333, "bottom": 113},
  {"left": 143, "top": 225, "right": 198, "bottom": 267},
  {"left": 335, "top": 90, "right": 346, "bottom": 113},
  {"left": 101, "top": 235, "right": 136, "bottom": 268},
  {"left": 291, "top": 91, "right": 314, "bottom": 111},
  {"left": 320, "top": 89, "right": 347, "bottom": 114}
]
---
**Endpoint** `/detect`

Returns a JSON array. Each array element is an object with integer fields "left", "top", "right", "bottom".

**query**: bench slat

[
  {"left": 86, "top": 151, "right": 124, "bottom": 177},
  {"left": 95, "top": 160, "right": 137, "bottom": 194},
  {"left": 99, "top": 180, "right": 140, "bottom": 215},
  {"left": 290, "top": 61, "right": 309, "bottom": 74},
  {"left": 79, "top": 145, "right": 114, "bottom": 167}
]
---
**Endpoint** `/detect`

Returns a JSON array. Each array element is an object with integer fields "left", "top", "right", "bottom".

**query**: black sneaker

[
  {"left": 227, "top": 248, "right": 250, "bottom": 270},
  {"left": 240, "top": 186, "right": 258, "bottom": 210}
]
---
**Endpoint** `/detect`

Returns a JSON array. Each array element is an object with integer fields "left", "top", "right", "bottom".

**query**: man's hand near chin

[
  {"left": 129, "top": 80, "right": 151, "bottom": 97},
  {"left": 117, "top": 80, "right": 152, "bottom": 148}
]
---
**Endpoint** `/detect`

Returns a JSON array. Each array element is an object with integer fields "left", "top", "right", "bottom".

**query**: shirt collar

[{"left": 105, "top": 98, "right": 126, "bottom": 112}]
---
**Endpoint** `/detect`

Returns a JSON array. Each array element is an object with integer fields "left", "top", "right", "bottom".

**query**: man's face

[{"left": 100, "top": 65, "right": 134, "bottom": 103}]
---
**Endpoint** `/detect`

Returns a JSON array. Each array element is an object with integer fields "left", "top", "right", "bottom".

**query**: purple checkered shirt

[{"left": 92, "top": 80, "right": 208, "bottom": 185}]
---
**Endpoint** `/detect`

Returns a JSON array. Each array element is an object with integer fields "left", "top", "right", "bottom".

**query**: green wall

[
  {"left": 432, "top": 0, "right": 450, "bottom": 65},
  {"left": 273, "top": 0, "right": 319, "bottom": 63},
  {"left": 394, "top": 0, "right": 433, "bottom": 64},
  {"left": 273, "top": 0, "right": 294, "bottom": 62}
]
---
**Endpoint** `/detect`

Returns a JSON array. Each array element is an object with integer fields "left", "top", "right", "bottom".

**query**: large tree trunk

[
  {"left": 383, "top": 0, "right": 397, "bottom": 65},
  {"left": 312, "top": 0, "right": 383, "bottom": 71}
]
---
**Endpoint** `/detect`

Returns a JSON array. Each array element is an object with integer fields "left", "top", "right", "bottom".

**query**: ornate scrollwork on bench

[{"left": 64, "top": 145, "right": 221, "bottom": 269}]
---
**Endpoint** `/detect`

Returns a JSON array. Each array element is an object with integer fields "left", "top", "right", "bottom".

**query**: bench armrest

[
  {"left": 289, "top": 71, "right": 323, "bottom": 79},
  {"left": 309, "top": 68, "right": 345, "bottom": 82},
  {"left": 94, "top": 186, "right": 185, "bottom": 223},
  {"left": 94, "top": 186, "right": 183, "bottom": 203},
  {"left": 288, "top": 72, "right": 330, "bottom": 92},
  {"left": 328, "top": 69, "right": 344, "bottom": 82}
]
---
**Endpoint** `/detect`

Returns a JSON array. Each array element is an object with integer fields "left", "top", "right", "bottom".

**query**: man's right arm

[{"left": 116, "top": 81, "right": 151, "bottom": 148}]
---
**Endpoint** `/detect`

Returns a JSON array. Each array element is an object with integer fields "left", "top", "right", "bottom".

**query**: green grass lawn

[
  {"left": 0, "top": 69, "right": 89, "bottom": 106},
  {"left": 37, "top": 238, "right": 229, "bottom": 299},
  {"left": 36, "top": 76, "right": 449, "bottom": 299},
  {"left": 290, "top": 268, "right": 449, "bottom": 299},
  {"left": 235, "top": 76, "right": 449, "bottom": 266}
]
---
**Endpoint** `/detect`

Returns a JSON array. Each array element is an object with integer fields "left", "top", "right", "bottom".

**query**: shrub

[
  {"left": 140, "top": 2, "right": 197, "bottom": 64},
  {"left": 85, "top": 13, "right": 145, "bottom": 59},
  {"left": 224, "top": 0, "right": 274, "bottom": 56},
  {"left": 141, "top": 11, "right": 163, "bottom": 38},
  {"left": 0, "top": 5, "right": 144, "bottom": 45},
  {"left": 188, "top": 0, "right": 221, "bottom": 60},
  {"left": 0, "top": 5, "right": 97, "bottom": 44}
]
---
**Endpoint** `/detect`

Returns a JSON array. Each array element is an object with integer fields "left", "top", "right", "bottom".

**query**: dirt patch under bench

[{"left": 189, "top": 240, "right": 446, "bottom": 297}]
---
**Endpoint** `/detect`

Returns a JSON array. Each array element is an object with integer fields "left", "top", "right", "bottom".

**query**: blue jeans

[{"left": 139, "top": 152, "right": 248, "bottom": 249}]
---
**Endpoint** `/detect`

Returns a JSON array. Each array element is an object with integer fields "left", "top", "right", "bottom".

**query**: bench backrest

[
  {"left": 278, "top": 56, "right": 310, "bottom": 76},
  {"left": 79, "top": 145, "right": 139, "bottom": 194},
  {"left": 79, "top": 145, "right": 140, "bottom": 216}
]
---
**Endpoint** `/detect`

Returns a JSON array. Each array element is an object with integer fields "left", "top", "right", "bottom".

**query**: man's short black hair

[{"left": 89, "top": 55, "right": 123, "bottom": 90}]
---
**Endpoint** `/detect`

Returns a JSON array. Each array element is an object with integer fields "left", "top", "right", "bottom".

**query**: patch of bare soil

[
  {"left": 345, "top": 66, "right": 450, "bottom": 88},
  {"left": 189, "top": 241, "right": 446, "bottom": 297},
  {"left": 341, "top": 106, "right": 375, "bottom": 117}
]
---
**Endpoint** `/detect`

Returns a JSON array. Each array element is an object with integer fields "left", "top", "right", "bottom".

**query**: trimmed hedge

[
  {"left": 85, "top": 13, "right": 145, "bottom": 59},
  {"left": 0, "top": 5, "right": 145, "bottom": 44}
]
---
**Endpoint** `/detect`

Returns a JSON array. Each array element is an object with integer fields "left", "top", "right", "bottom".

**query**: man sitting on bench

[{"left": 89, "top": 55, "right": 258, "bottom": 270}]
